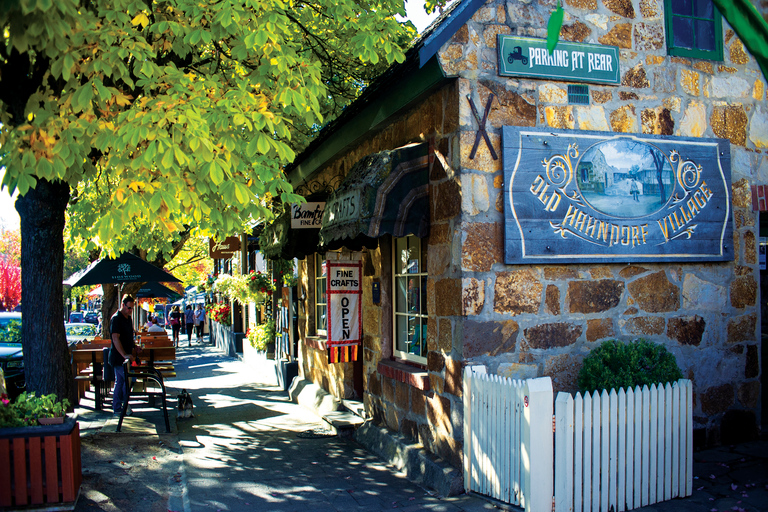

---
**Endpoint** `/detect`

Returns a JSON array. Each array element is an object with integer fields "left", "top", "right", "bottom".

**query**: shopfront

[{"left": 276, "top": 0, "right": 766, "bottom": 468}]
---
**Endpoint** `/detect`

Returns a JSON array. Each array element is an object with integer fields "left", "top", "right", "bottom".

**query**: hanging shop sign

[
  {"left": 290, "top": 202, "right": 325, "bottom": 229},
  {"left": 209, "top": 236, "right": 241, "bottom": 259},
  {"left": 503, "top": 126, "right": 733, "bottom": 264},
  {"left": 497, "top": 35, "right": 620, "bottom": 85},
  {"left": 326, "top": 260, "right": 362, "bottom": 363}
]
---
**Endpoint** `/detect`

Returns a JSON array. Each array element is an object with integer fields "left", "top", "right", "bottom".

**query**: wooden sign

[
  {"left": 208, "top": 236, "right": 241, "bottom": 259},
  {"left": 290, "top": 202, "right": 325, "bottom": 229},
  {"left": 503, "top": 127, "right": 733, "bottom": 264},
  {"left": 498, "top": 36, "right": 620, "bottom": 85}
]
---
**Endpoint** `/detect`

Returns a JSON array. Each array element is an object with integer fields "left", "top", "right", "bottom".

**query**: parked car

[
  {"left": 65, "top": 323, "right": 98, "bottom": 346},
  {"left": 83, "top": 311, "right": 99, "bottom": 325},
  {"left": 0, "top": 312, "right": 24, "bottom": 399},
  {"left": 69, "top": 311, "right": 84, "bottom": 323}
]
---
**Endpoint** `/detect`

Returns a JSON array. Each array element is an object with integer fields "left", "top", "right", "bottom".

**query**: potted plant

[
  {"left": 247, "top": 318, "right": 275, "bottom": 353},
  {"left": 1, "top": 392, "right": 71, "bottom": 427},
  {"left": 0, "top": 392, "right": 81, "bottom": 509},
  {"left": 247, "top": 270, "right": 275, "bottom": 303}
]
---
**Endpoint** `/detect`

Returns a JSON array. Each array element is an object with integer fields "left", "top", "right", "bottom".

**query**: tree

[
  {"left": 0, "top": 229, "right": 21, "bottom": 311},
  {"left": 0, "top": 257, "right": 21, "bottom": 311},
  {"left": 0, "top": 0, "right": 414, "bottom": 402},
  {"left": 0, "top": 229, "right": 20, "bottom": 267}
]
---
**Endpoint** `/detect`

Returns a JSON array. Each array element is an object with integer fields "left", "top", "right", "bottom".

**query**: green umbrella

[{"left": 64, "top": 252, "right": 180, "bottom": 288}]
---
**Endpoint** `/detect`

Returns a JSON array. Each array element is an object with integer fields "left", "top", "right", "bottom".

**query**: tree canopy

[{"left": 0, "top": 0, "right": 418, "bottom": 400}]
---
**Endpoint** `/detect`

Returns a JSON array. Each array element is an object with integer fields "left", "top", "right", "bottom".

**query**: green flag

[{"left": 712, "top": 0, "right": 768, "bottom": 83}]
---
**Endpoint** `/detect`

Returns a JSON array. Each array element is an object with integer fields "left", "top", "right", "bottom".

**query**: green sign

[{"left": 498, "top": 36, "right": 620, "bottom": 85}]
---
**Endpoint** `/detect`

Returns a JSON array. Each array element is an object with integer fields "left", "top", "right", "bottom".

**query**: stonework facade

[{"left": 293, "top": 0, "right": 766, "bottom": 467}]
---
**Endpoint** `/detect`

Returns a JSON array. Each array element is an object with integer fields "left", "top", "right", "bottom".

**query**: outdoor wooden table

[
  {"left": 136, "top": 345, "right": 176, "bottom": 378},
  {"left": 70, "top": 347, "right": 107, "bottom": 410}
]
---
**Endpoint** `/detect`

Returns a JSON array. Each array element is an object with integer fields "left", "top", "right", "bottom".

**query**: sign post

[{"left": 326, "top": 260, "right": 362, "bottom": 363}]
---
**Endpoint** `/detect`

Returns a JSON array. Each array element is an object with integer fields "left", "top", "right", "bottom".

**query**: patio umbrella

[
  {"left": 136, "top": 282, "right": 181, "bottom": 300},
  {"left": 64, "top": 252, "right": 181, "bottom": 288},
  {"left": 87, "top": 285, "right": 103, "bottom": 297}
]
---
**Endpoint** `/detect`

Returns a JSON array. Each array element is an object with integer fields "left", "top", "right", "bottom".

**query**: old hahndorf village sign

[{"left": 503, "top": 127, "right": 733, "bottom": 264}]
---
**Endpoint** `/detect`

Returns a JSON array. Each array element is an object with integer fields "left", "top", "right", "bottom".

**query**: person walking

[
  {"left": 109, "top": 294, "right": 136, "bottom": 416},
  {"left": 184, "top": 304, "right": 195, "bottom": 346},
  {"left": 168, "top": 306, "right": 183, "bottom": 347},
  {"left": 194, "top": 304, "right": 206, "bottom": 342}
]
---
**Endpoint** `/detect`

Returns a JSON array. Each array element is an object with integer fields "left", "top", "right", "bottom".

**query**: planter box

[{"left": 0, "top": 417, "right": 82, "bottom": 510}]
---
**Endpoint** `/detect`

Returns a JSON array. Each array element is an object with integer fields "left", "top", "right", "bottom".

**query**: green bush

[{"left": 577, "top": 339, "right": 683, "bottom": 393}]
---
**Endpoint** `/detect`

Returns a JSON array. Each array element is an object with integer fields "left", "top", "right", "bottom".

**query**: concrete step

[
  {"left": 340, "top": 398, "right": 366, "bottom": 419},
  {"left": 322, "top": 410, "right": 365, "bottom": 437}
]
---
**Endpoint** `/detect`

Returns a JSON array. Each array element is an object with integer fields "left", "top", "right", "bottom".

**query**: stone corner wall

[{"left": 436, "top": 0, "right": 764, "bottom": 446}]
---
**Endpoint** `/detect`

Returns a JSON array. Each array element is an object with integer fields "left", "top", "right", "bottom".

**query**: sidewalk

[{"left": 73, "top": 340, "right": 768, "bottom": 512}]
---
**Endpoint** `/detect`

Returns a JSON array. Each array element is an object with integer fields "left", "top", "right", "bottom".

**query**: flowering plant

[
  {"left": 272, "top": 259, "right": 297, "bottom": 287},
  {"left": 248, "top": 270, "right": 274, "bottom": 294},
  {"left": 0, "top": 392, "right": 71, "bottom": 428},
  {"left": 246, "top": 318, "right": 275, "bottom": 351},
  {"left": 210, "top": 303, "right": 231, "bottom": 325}
]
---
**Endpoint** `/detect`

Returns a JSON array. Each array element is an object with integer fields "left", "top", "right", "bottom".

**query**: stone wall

[{"left": 440, "top": 0, "right": 766, "bottom": 446}]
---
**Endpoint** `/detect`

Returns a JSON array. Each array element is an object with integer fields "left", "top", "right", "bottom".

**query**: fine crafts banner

[
  {"left": 326, "top": 260, "right": 362, "bottom": 363},
  {"left": 502, "top": 127, "right": 733, "bottom": 264}
]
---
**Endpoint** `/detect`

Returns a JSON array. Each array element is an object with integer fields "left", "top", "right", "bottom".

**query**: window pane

[
  {"left": 421, "top": 237, "right": 428, "bottom": 273},
  {"left": 395, "top": 276, "right": 407, "bottom": 312},
  {"left": 318, "top": 278, "right": 326, "bottom": 304},
  {"left": 671, "top": 0, "right": 692, "bottom": 16},
  {"left": 420, "top": 276, "right": 428, "bottom": 315},
  {"left": 395, "top": 314, "right": 409, "bottom": 353},
  {"left": 417, "top": 319, "right": 427, "bottom": 357},
  {"left": 695, "top": 19, "right": 716, "bottom": 51},
  {"left": 316, "top": 305, "right": 327, "bottom": 331},
  {"left": 693, "top": 0, "right": 713, "bottom": 18},
  {"left": 395, "top": 237, "right": 408, "bottom": 274},
  {"left": 407, "top": 277, "right": 420, "bottom": 313},
  {"left": 673, "top": 17, "right": 693, "bottom": 48}
]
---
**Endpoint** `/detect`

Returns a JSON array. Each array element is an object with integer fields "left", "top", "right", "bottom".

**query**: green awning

[
  {"left": 319, "top": 143, "right": 430, "bottom": 250},
  {"left": 259, "top": 208, "right": 320, "bottom": 260}
]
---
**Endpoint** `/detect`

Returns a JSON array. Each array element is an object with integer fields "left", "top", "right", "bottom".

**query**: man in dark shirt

[{"left": 110, "top": 294, "right": 136, "bottom": 415}]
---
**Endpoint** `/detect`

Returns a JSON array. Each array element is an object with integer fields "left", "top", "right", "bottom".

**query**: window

[
  {"left": 664, "top": 0, "right": 723, "bottom": 60},
  {"left": 314, "top": 253, "right": 327, "bottom": 335},
  {"left": 393, "top": 235, "right": 428, "bottom": 363}
]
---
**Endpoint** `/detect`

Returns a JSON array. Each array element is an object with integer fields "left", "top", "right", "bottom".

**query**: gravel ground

[{"left": 72, "top": 388, "right": 186, "bottom": 512}]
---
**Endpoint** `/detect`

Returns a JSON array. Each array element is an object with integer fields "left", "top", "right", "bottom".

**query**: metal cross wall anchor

[{"left": 467, "top": 93, "right": 498, "bottom": 161}]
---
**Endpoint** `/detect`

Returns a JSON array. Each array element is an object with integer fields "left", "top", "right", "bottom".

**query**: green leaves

[
  {"left": 547, "top": 0, "right": 564, "bottom": 54},
  {"left": 3, "top": 0, "right": 417, "bottom": 255}
]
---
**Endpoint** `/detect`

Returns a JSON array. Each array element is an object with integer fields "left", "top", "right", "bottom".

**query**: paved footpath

[
  {"left": 75, "top": 341, "right": 768, "bottom": 512},
  {"left": 172, "top": 348, "right": 497, "bottom": 512}
]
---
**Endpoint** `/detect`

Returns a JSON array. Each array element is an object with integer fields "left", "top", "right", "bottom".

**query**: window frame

[
  {"left": 314, "top": 253, "right": 327, "bottom": 336},
  {"left": 663, "top": 0, "right": 723, "bottom": 61},
  {"left": 392, "top": 235, "right": 428, "bottom": 365}
]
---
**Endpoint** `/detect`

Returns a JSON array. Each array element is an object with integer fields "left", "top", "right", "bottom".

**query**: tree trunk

[
  {"left": 15, "top": 178, "right": 74, "bottom": 405},
  {"left": 101, "top": 283, "right": 119, "bottom": 339}
]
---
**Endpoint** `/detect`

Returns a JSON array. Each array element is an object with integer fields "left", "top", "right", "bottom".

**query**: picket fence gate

[{"left": 463, "top": 368, "right": 693, "bottom": 512}]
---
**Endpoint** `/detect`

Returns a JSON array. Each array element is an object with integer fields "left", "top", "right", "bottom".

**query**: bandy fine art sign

[{"left": 503, "top": 127, "right": 733, "bottom": 264}]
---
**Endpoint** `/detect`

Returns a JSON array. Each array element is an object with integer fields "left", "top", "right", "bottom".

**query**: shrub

[
  {"left": 577, "top": 339, "right": 683, "bottom": 393},
  {"left": 0, "top": 392, "right": 70, "bottom": 428}
]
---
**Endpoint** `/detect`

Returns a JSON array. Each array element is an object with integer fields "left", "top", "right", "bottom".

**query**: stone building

[{"left": 277, "top": 0, "right": 767, "bottom": 477}]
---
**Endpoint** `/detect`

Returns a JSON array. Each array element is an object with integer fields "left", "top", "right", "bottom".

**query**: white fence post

[
  {"left": 523, "top": 377, "right": 553, "bottom": 512},
  {"left": 555, "top": 393, "right": 573, "bottom": 512}
]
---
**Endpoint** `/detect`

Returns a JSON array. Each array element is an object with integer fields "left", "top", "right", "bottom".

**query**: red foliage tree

[{"left": 0, "top": 257, "right": 21, "bottom": 311}]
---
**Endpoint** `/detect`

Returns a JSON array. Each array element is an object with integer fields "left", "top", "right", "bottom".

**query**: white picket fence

[
  {"left": 463, "top": 370, "right": 553, "bottom": 511},
  {"left": 463, "top": 368, "right": 693, "bottom": 512},
  {"left": 554, "top": 380, "right": 693, "bottom": 512}
]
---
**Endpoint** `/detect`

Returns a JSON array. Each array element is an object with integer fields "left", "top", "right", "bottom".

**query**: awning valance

[
  {"left": 260, "top": 208, "right": 320, "bottom": 260},
  {"left": 319, "top": 143, "right": 429, "bottom": 249}
]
